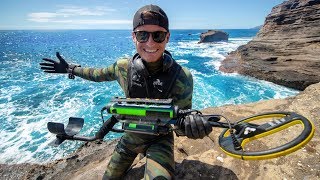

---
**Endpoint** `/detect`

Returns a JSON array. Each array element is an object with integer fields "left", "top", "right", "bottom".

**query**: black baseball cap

[{"left": 133, "top": 5, "right": 169, "bottom": 31}]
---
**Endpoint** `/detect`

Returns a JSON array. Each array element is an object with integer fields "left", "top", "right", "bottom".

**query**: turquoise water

[{"left": 0, "top": 29, "right": 298, "bottom": 164}]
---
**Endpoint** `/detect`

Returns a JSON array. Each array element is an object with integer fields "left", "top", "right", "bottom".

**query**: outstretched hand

[{"left": 40, "top": 52, "right": 69, "bottom": 73}]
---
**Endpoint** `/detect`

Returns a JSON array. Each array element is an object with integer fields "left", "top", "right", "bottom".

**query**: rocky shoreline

[{"left": 220, "top": 0, "right": 320, "bottom": 90}]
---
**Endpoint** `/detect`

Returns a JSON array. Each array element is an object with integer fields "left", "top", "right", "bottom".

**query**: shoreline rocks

[
  {"left": 219, "top": 0, "right": 320, "bottom": 90},
  {"left": 199, "top": 30, "right": 229, "bottom": 43}
]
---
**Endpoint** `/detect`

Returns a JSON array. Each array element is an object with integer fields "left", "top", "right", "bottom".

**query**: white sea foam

[
  {"left": 190, "top": 67, "right": 298, "bottom": 110},
  {"left": 189, "top": 69, "right": 216, "bottom": 78},
  {"left": 0, "top": 73, "right": 117, "bottom": 163},
  {"left": 204, "top": 60, "right": 222, "bottom": 71},
  {"left": 0, "top": 94, "right": 87, "bottom": 163},
  {"left": 171, "top": 37, "right": 252, "bottom": 60},
  {"left": 192, "top": 75, "right": 225, "bottom": 109},
  {"left": 171, "top": 39, "right": 251, "bottom": 72},
  {"left": 176, "top": 59, "right": 189, "bottom": 65}
]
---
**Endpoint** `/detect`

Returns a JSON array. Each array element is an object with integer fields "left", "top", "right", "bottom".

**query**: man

[{"left": 40, "top": 5, "right": 212, "bottom": 179}]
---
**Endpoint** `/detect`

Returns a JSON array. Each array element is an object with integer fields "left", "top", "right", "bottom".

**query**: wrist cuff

[{"left": 68, "top": 64, "right": 81, "bottom": 79}]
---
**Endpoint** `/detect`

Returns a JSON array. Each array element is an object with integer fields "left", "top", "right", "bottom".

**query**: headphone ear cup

[
  {"left": 134, "top": 58, "right": 149, "bottom": 77},
  {"left": 163, "top": 53, "right": 173, "bottom": 71}
]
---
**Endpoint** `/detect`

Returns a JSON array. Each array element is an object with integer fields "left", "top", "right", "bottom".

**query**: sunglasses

[{"left": 134, "top": 31, "right": 168, "bottom": 43}]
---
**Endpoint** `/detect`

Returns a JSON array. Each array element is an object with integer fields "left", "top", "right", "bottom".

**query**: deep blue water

[{"left": 0, "top": 29, "right": 298, "bottom": 164}]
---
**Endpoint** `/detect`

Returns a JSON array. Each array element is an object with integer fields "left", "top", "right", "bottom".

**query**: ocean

[{"left": 0, "top": 29, "right": 298, "bottom": 164}]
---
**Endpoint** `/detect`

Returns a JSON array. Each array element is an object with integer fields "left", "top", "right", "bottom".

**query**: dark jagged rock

[
  {"left": 220, "top": 0, "right": 320, "bottom": 90},
  {"left": 199, "top": 30, "right": 229, "bottom": 43}
]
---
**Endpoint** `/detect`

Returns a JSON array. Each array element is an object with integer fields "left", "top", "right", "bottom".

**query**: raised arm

[{"left": 40, "top": 52, "right": 127, "bottom": 82}]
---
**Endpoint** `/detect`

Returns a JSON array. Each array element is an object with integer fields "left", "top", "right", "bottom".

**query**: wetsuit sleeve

[
  {"left": 72, "top": 59, "right": 128, "bottom": 82},
  {"left": 172, "top": 67, "right": 193, "bottom": 109}
]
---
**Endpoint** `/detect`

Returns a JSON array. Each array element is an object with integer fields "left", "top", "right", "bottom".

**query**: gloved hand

[
  {"left": 180, "top": 114, "right": 212, "bottom": 139},
  {"left": 40, "top": 52, "right": 69, "bottom": 73}
]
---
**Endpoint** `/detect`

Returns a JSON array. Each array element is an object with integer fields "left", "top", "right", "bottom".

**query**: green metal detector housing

[{"left": 105, "top": 97, "right": 179, "bottom": 135}]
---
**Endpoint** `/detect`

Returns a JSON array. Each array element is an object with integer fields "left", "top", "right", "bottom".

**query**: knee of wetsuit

[{"left": 115, "top": 141, "right": 137, "bottom": 157}]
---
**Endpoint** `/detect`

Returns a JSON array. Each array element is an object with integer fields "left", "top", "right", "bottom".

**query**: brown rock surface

[
  {"left": 220, "top": 0, "right": 320, "bottom": 90},
  {"left": 1, "top": 82, "right": 319, "bottom": 180}
]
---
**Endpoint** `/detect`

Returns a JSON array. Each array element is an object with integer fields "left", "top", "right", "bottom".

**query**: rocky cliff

[
  {"left": 220, "top": 0, "right": 320, "bottom": 90},
  {"left": 1, "top": 82, "right": 319, "bottom": 180}
]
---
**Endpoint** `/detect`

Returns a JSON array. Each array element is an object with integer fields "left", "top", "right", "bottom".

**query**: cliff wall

[{"left": 220, "top": 0, "right": 320, "bottom": 90}]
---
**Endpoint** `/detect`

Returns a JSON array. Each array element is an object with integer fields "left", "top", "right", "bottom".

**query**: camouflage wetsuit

[{"left": 73, "top": 52, "right": 193, "bottom": 179}]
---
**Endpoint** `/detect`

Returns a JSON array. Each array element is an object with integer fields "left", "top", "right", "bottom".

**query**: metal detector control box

[{"left": 105, "top": 97, "right": 179, "bottom": 134}]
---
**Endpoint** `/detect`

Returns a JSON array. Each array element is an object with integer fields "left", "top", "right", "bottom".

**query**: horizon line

[{"left": 0, "top": 28, "right": 261, "bottom": 31}]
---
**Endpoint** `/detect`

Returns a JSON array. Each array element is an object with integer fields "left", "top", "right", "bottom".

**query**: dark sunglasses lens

[
  {"left": 152, "top": 31, "right": 167, "bottom": 43},
  {"left": 135, "top": 31, "right": 149, "bottom": 42}
]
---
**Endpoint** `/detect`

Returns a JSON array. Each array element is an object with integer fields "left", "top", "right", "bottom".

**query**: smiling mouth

[{"left": 144, "top": 49, "right": 158, "bottom": 53}]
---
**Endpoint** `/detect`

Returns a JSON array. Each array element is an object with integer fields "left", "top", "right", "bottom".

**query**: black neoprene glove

[
  {"left": 40, "top": 52, "right": 80, "bottom": 79},
  {"left": 40, "top": 52, "right": 70, "bottom": 73},
  {"left": 179, "top": 114, "right": 212, "bottom": 139}
]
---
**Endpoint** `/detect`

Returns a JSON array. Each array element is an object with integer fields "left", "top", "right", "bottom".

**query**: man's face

[{"left": 132, "top": 25, "right": 170, "bottom": 63}]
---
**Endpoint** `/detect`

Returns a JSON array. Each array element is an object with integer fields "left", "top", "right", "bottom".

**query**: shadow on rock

[
  {"left": 175, "top": 160, "right": 238, "bottom": 180},
  {"left": 124, "top": 159, "right": 238, "bottom": 180}
]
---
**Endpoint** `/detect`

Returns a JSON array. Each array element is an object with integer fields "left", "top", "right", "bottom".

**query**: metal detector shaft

[
  {"left": 48, "top": 116, "right": 123, "bottom": 146},
  {"left": 56, "top": 134, "right": 98, "bottom": 141}
]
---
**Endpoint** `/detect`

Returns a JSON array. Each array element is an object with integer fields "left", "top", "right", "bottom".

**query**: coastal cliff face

[
  {"left": 220, "top": 0, "right": 320, "bottom": 90},
  {"left": 2, "top": 82, "right": 319, "bottom": 180}
]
